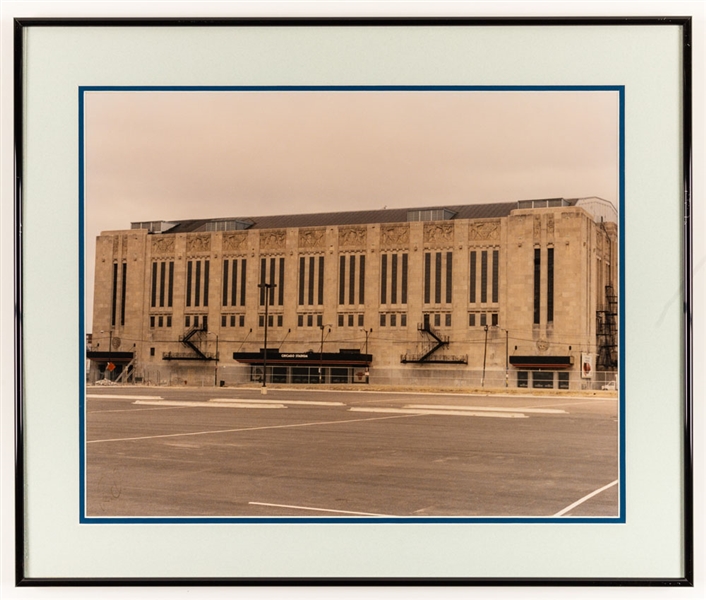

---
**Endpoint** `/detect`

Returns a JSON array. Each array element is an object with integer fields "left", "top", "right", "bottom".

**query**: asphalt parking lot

[{"left": 85, "top": 386, "right": 619, "bottom": 519}]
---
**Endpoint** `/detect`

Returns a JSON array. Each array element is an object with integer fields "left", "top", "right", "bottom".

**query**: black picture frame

[{"left": 10, "top": 14, "right": 694, "bottom": 589}]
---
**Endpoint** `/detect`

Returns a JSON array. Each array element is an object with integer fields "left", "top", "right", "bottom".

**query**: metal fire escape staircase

[
  {"left": 163, "top": 326, "right": 218, "bottom": 361},
  {"left": 596, "top": 285, "right": 618, "bottom": 370},
  {"left": 401, "top": 323, "right": 468, "bottom": 364}
]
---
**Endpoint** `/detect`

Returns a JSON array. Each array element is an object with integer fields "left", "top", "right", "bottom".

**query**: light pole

[
  {"left": 361, "top": 328, "right": 372, "bottom": 383},
  {"left": 495, "top": 326, "right": 509, "bottom": 388},
  {"left": 258, "top": 282, "right": 276, "bottom": 393},
  {"left": 319, "top": 323, "right": 332, "bottom": 384},
  {"left": 206, "top": 331, "right": 219, "bottom": 386},
  {"left": 481, "top": 324, "right": 489, "bottom": 388}
]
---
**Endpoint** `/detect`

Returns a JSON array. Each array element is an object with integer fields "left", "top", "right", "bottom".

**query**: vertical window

[
  {"left": 380, "top": 313, "right": 386, "bottom": 327},
  {"left": 480, "top": 313, "right": 487, "bottom": 327},
  {"left": 202, "top": 261, "right": 209, "bottom": 306},
  {"left": 445, "top": 313, "right": 452, "bottom": 327},
  {"left": 391, "top": 254, "right": 398, "bottom": 304},
  {"left": 277, "top": 315, "right": 283, "bottom": 327},
  {"left": 298, "top": 314, "right": 303, "bottom": 327},
  {"left": 339, "top": 255, "right": 346, "bottom": 305},
  {"left": 547, "top": 247, "right": 554, "bottom": 323},
  {"left": 112, "top": 263, "right": 118, "bottom": 326},
  {"left": 359, "top": 255, "right": 365, "bottom": 304},
  {"left": 534, "top": 248, "right": 541, "bottom": 324},
  {"left": 316, "top": 314, "right": 322, "bottom": 327},
  {"left": 434, "top": 313, "right": 441, "bottom": 327},
  {"left": 150, "top": 347, "right": 155, "bottom": 357},
  {"left": 193, "top": 315, "right": 199, "bottom": 328},
  {"left": 195, "top": 261, "right": 202, "bottom": 307},
  {"left": 470, "top": 251, "right": 477, "bottom": 303},
  {"left": 307, "top": 314, "right": 313, "bottom": 327},
  {"left": 239, "top": 315, "right": 244, "bottom": 327},
  {"left": 260, "top": 258, "right": 267, "bottom": 305},
  {"left": 158, "top": 315, "right": 163, "bottom": 328},
  {"left": 185, "top": 315, "right": 190, "bottom": 328},
  {"left": 390, "top": 314, "right": 397, "bottom": 327},
  {"left": 348, "top": 314, "right": 354, "bottom": 327},
  {"left": 186, "top": 261, "right": 193, "bottom": 307},
  {"left": 318, "top": 256, "right": 324, "bottom": 305},
  {"left": 259, "top": 315, "right": 264, "bottom": 327},
  {"left": 469, "top": 313, "right": 476, "bottom": 327},
  {"left": 481, "top": 251, "right": 488, "bottom": 303},
  {"left": 358, "top": 314, "right": 364, "bottom": 327},
  {"left": 401, "top": 253, "right": 408, "bottom": 304},
  {"left": 269, "top": 257, "right": 276, "bottom": 305},
  {"left": 120, "top": 263, "right": 127, "bottom": 326},
  {"left": 168, "top": 261, "right": 174, "bottom": 308},
  {"left": 308, "top": 257, "right": 315, "bottom": 305},
  {"left": 231, "top": 315, "right": 236, "bottom": 327},
  {"left": 166, "top": 315, "right": 172, "bottom": 328},
  {"left": 222, "top": 315, "right": 227, "bottom": 327},
  {"left": 159, "top": 262, "right": 166, "bottom": 307},
  {"left": 279, "top": 257, "right": 286, "bottom": 306},
  {"left": 150, "top": 262, "right": 157, "bottom": 308},
  {"left": 150, "top": 315, "right": 155, "bottom": 328},
  {"left": 492, "top": 250, "right": 499, "bottom": 303},
  {"left": 223, "top": 259, "right": 229, "bottom": 306},
  {"left": 401, "top": 313, "right": 407, "bottom": 327},
  {"left": 434, "top": 252, "right": 442, "bottom": 303},
  {"left": 491, "top": 313, "right": 498, "bottom": 326},
  {"left": 240, "top": 259, "right": 247, "bottom": 306},
  {"left": 380, "top": 254, "right": 387, "bottom": 304},
  {"left": 349, "top": 255, "right": 356, "bottom": 305},
  {"left": 445, "top": 251, "right": 453, "bottom": 303},
  {"left": 231, "top": 260, "right": 238, "bottom": 306},
  {"left": 424, "top": 253, "right": 431, "bottom": 303},
  {"left": 338, "top": 314, "right": 344, "bottom": 327}
]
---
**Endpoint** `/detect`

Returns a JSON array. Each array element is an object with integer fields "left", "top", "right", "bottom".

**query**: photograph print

[{"left": 82, "top": 88, "right": 622, "bottom": 521}]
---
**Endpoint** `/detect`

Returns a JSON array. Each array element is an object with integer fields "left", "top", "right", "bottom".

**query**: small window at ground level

[
  {"left": 239, "top": 315, "right": 245, "bottom": 327},
  {"left": 231, "top": 315, "right": 236, "bottom": 327},
  {"left": 348, "top": 314, "right": 354, "bottom": 327},
  {"left": 298, "top": 315, "right": 304, "bottom": 327},
  {"left": 445, "top": 314, "right": 452, "bottom": 327},
  {"left": 491, "top": 313, "right": 498, "bottom": 326},
  {"left": 338, "top": 314, "right": 344, "bottom": 327},
  {"left": 150, "top": 316, "right": 155, "bottom": 328},
  {"left": 222, "top": 315, "right": 227, "bottom": 327},
  {"left": 390, "top": 314, "right": 397, "bottom": 327},
  {"left": 401, "top": 314, "right": 407, "bottom": 327},
  {"left": 434, "top": 313, "right": 440, "bottom": 327},
  {"left": 277, "top": 315, "right": 283, "bottom": 327},
  {"left": 480, "top": 313, "right": 487, "bottom": 327},
  {"left": 469, "top": 313, "right": 476, "bottom": 327},
  {"left": 185, "top": 315, "right": 190, "bottom": 328},
  {"left": 358, "top": 314, "right": 364, "bottom": 327},
  {"left": 380, "top": 313, "right": 386, "bottom": 327}
]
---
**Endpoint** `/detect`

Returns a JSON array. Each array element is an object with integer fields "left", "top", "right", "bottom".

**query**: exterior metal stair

[
  {"left": 401, "top": 323, "right": 468, "bottom": 364},
  {"left": 163, "top": 326, "right": 217, "bottom": 361}
]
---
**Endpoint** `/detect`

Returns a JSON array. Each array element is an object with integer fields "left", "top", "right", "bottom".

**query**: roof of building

[{"left": 149, "top": 198, "right": 581, "bottom": 234}]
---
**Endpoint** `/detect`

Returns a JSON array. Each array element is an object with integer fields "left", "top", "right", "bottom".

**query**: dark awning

[
  {"left": 86, "top": 351, "right": 134, "bottom": 363},
  {"left": 233, "top": 350, "right": 372, "bottom": 367},
  {"left": 509, "top": 356, "right": 574, "bottom": 369}
]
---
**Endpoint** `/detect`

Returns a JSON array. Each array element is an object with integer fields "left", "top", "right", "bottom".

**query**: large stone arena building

[{"left": 87, "top": 197, "right": 618, "bottom": 390}]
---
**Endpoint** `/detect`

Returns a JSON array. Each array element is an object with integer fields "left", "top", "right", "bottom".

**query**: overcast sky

[{"left": 84, "top": 89, "right": 619, "bottom": 325}]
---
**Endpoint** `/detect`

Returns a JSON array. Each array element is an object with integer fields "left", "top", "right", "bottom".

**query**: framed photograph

[{"left": 7, "top": 7, "right": 696, "bottom": 590}]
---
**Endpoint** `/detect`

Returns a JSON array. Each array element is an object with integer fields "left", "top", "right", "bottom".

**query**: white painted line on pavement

[
  {"left": 249, "top": 502, "right": 390, "bottom": 517},
  {"left": 133, "top": 400, "right": 285, "bottom": 409},
  {"left": 87, "top": 413, "right": 422, "bottom": 444},
  {"left": 406, "top": 404, "right": 565, "bottom": 414},
  {"left": 553, "top": 480, "right": 619, "bottom": 517},
  {"left": 87, "top": 394, "right": 163, "bottom": 401},
  {"left": 209, "top": 398, "right": 345, "bottom": 407},
  {"left": 349, "top": 407, "right": 527, "bottom": 418}
]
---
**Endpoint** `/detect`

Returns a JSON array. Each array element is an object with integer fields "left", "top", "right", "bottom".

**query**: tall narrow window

[
  {"left": 434, "top": 252, "right": 442, "bottom": 304},
  {"left": 359, "top": 255, "right": 365, "bottom": 304},
  {"left": 222, "top": 259, "right": 229, "bottom": 306},
  {"left": 299, "top": 257, "right": 305, "bottom": 305},
  {"left": 239, "top": 259, "right": 246, "bottom": 306},
  {"left": 547, "top": 247, "right": 554, "bottom": 323},
  {"left": 349, "top": 255, "right": 356, "bottom": 305},
  {"left": 534, "top": 248, "right": 541, "bottom": 324},
  {"left": 186, "top": 261, "right": 193, "bottom": 307},
  {"left": 151, "top": 262, "right": 158, "bottom": 308},
  {"left": 424, "top": 253, "right": 431, "bottom": 303},
  {"left": 391, "top": 254, "right": 398, "bottom": 304},
  {"left": 159, "top": 262, "right": 166, "bottom": 307},
  {"left": 492, "top": 250, "right": 499, "bottom": 303},
  {"left": 470, "top": 251, "right": 477, "bottom": 303},
  {"left": 111, "top": 264, "right": 118, "bottom": 327},
  {"left": 269, "top": 257, "right": 276, "bottom": 305},
  {"left": 339, "top": 255, "right": 346, "bottom": 305},
  {"left": 279, "top": 257, "right": 286, "bottom": 306},
  {"left": 445, "top": 251, "right": 453, "bottom": 303},
  {"left": 195, "top": 260, "right": 202, "bottom": 307},
  {"left": 481, "top": 251, "right": 488, "bottom": 304},
  {"left": 401, "top": 253, "right": 408, "bottom": 304},
  {"left": 168, "top": 262, "right": 174, "bottom": 307},
  {"left": 318, "top": 256, "right": 324, "bottom": 305},
  {"left": 380, "top": 254, "right": 388, "bottom": 304},
  {"left": 231, "top": 260, "right": 238, "bottom": 306},
  {"left": 121, "top": 263, "right": 127, "bottom": 326},
  {"left": 260, "top": 258, "right": 267, "bottom": 305},
  {"left": 203, "top": 260, "right": 209, "bottom": 307},
  {"left": 308, "top": 256, "right": 315, "bottom": 305}
]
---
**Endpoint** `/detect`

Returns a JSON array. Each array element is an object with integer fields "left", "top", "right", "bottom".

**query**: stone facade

[{"left": 89, "top": 201, "right": 618, "bottom": 389}]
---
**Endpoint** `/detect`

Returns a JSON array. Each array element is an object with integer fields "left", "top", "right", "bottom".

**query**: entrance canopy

[
  {"left": 509, "top": 356, "right": 573, "bottom": 369},
  {"left": 233, "top": 349, "right": 372, "bottom": 367}
]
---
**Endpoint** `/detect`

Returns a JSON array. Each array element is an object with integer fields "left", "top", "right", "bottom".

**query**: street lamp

[
  {"left": 319, "top": 323, "right": 332, "bottom": 384},
  {"left": 494, "top": 326, "right": 510, "bottom": 388},
  {"left": 258, "top": 282, "right": 276, "bottom": 393},
  {"left": 361, "top": 328, "right": 372, "bottom": 384},
  {"left": 481, "top": 324, "right": 489, "bottom": 388}
]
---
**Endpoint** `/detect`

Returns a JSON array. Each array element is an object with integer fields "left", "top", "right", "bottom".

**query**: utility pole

[
  {"left": 258, "top": 282, "right": 276, "bottom": 394},
  {"left": 319, "top": 323, "right": 331, "bottom": 384},
  {"left": 361, "top": 328, "right": 372, "bottom": 383}
]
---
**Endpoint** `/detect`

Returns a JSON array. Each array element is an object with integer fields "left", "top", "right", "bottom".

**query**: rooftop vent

[
  {"left": 516, "top": 198, "right": 571, "bottom": 210},
  {"left": 407, "top": 208, "right": 457, "bottom": 222},
  {"left": 130, "top": 221, "right": 177, "bottom": 233},
  {"left": 198, "top": 219, "right": 254, "bottom": 232}
]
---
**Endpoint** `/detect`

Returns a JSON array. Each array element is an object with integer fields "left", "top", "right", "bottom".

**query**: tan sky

[{"left": 84, "top": 89, "right": 620, "bottom": 324}]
